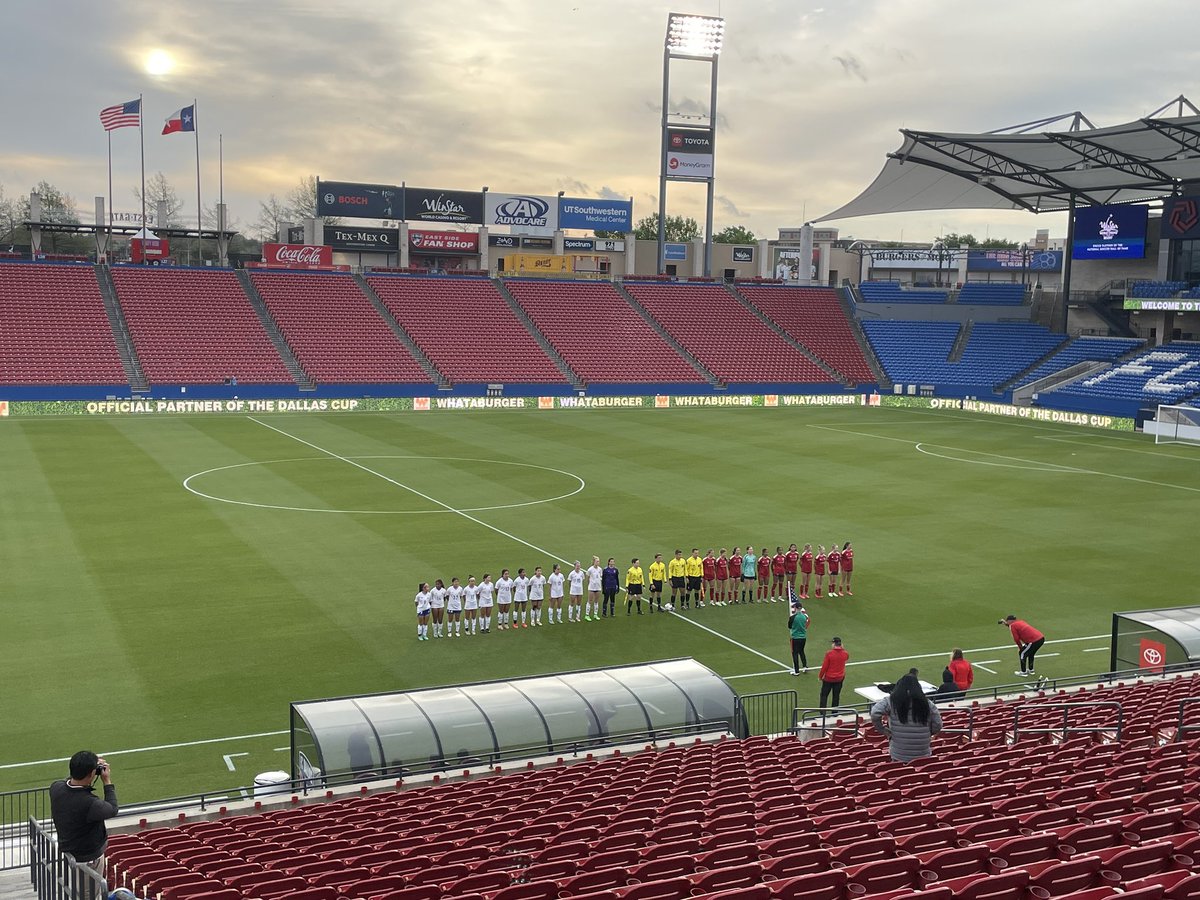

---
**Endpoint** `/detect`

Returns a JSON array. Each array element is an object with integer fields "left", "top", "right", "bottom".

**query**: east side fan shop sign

[
  {"left": 409, "top": 230, "right": 480, "bottom": 254},
  {"left": 262, "top": 243, "right": 333, "bottom": 268}
]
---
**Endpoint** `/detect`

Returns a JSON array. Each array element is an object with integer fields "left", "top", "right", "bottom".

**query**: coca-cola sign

[
  {"left": 409, "top": 230, "right": 480, "bottom": 253},
  {"left": 263, "top": 243, "right": 333, "bottom": 268}
]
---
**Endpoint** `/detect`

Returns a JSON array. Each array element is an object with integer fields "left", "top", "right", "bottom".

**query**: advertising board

[
  {"left": 405, "top": 187, "right": 484, "bottom": 224},
  {"left": 485, "top": 193, "right": 557, "bottom": 235},
  {"left": 558, "top": 198, "right": 632, "bottom": 232},
  {"left": 316, "top": 181, "right": 401, "bottom": 219},
  {"left": 1072, "top": 204, "right": 1147, "bottom": 259},
  {"left": 325, "top": 226, "right": 400, "bottom": 252}
]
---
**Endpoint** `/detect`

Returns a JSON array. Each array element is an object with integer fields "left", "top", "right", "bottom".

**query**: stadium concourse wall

[{"left": 0, "top": 393, "right": 1135, "bottom": 431}]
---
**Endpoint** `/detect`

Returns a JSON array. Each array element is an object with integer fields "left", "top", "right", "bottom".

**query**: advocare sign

[
  {"left": 325, "top": 226, "right": 400, "bottom": 252},
  {"left": 263, "top": 243, "right": 333, "bottom": 268}
]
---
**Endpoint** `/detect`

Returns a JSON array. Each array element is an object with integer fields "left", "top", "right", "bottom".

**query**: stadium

[{"left": 6, "top": 5, "right": 1200, "bottom": 900}]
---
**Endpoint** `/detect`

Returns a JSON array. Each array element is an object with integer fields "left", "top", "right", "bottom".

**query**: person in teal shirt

[
  {"left": 788, "top": 602, "right": 810, "bottom": 675},
  {"left": 741, "top": 549, "right": 757, "bottom": 603}
]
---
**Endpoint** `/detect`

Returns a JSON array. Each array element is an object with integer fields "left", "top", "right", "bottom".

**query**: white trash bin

[{"left": 252, "top": 770, "right": 291, "bottom": 798}]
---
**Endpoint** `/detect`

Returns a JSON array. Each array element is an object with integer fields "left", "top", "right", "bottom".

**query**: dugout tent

[
  {"left": 1111, "top": 606, "right": 1200, "bottom": 674},
  {"left": 289, "top": 658, "right": 738, "bottom": 780}
]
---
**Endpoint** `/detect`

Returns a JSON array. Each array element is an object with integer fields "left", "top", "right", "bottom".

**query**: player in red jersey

[
  {"left": 826, "top": 544, "right": 841, "bottom": 597},
  {"left": 715, "top": 549, "right": 730, "bottom": 606},
  {"left": 839, "top": 542, "right": 854, "bottom": 595},
  {"left": 701, "top": 549, "right": 717, "bottom": 608},
  {"left": 813, "top": 546, "right": 827, "bottom": 597},
  {"left": 770, "top": 547, "right": 787, "bottom": 601},
  {"left": 728, "top": 548, "right": 743, "bottom": 604},
  {"left": 756, "top": 548, "right": 771, "bottom": 601},
  {"left": 784, "top": 543, "right": 800, "bottom": 595},
  {"left": 799, "top": 544, "right": 813, "bottom": 599}
]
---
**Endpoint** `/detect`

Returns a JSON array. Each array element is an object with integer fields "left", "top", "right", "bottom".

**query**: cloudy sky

[{"left": 2, "top": 0, "right": 1198, "bottom": 243}]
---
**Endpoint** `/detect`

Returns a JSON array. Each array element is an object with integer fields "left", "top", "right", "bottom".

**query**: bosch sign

[{"left": 316, "top": 180, "right": 401, "bottom": 219}]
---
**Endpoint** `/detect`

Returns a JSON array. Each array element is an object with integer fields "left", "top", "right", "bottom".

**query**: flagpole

[
  {"left": 139, "top": 93, "right": 146, "bottom": 258},
  {"left": 219, "top": 133, "right": 223, "bottom": 210},
  {"left": 193, "top": 99, "right": 202, "bottom": 263},
  {"left": 107, "top": 130, "right": 113, "bottom": 262}
]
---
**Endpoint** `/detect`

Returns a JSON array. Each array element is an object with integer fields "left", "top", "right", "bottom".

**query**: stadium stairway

[
  {"left": 998, "top": 336, "right": 1099, "bottom": 393},
  {"left": 614, "top": 282, "right": 721, "bottom": 387},
  {"left": 235, "top": 270, "right": 314, "bottom": 390},
  {"left": 836, "top": 288, "right": 892, "bottom": 388},
  {"left": 352, "top": 274, "right": 449, "bottom": 389},
  {"left": 95, "top": 264, "right": 148, "bottom": 392},
  {"left": 947, "top": 321, "right": 973, "bottom": 363},
  {"left": 723, "top": 284, "right": 851, "bottom": 386},
  {"left": 491, "top": 279, "right": 585, "bottom": 390}
]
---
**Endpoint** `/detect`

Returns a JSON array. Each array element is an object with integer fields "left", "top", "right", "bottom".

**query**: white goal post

[{"left": 1153, "top": 404, "right": 1200, "bottom": 445}]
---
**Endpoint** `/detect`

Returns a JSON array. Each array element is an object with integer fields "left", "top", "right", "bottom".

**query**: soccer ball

[{"left": 665, "top": 603, "right": 674, "bottom": 611}]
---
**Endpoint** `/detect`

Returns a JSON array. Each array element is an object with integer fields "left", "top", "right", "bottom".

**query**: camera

[{"left": 96, "top": 764, "right": 107, "bottom": 773}]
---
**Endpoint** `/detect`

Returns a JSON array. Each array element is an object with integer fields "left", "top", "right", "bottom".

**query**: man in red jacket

[
  {"left": 818, "top": 636, "right": 849, "bottom": 709},
  {"left": 1002, "top": 615, "right": 1046, "bottom": 677}
]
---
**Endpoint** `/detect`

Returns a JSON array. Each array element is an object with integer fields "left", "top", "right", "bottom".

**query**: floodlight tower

[{"left": 658, "top": 12, "right": 724, "bottom": 277}]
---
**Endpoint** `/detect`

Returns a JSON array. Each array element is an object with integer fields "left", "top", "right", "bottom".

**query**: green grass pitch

[{"left": 2, "top": 404, "right": 1197, "bottom": 804}]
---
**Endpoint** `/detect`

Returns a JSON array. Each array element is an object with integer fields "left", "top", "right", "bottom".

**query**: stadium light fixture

[{"left": 665, "top": 13, "right": 724, "bottom": 58}]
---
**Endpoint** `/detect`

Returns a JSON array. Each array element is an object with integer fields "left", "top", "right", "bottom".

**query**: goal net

[{"left": 1154, "top": 404, "right": 1200, "bottom": 445}]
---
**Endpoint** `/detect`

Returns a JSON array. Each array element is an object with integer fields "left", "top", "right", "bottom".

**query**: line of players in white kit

[{"left": 412, "top": 558, "right": 620, "bottom": 640}]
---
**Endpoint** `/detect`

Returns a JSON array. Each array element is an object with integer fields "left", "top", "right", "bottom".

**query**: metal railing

[
  {"left": 1176, "top": 697, "right": 1200, "bottom": 739},
  {"left": 1012, "top": 701, "right": 1123, "bottom": 742},
  {"left": 735, "top": 690, "right": 798, "bottom": 737},
  {"left": 28, "top": 818, "right": 108, "bottom": 900},
  {"left": 0, "top": 786, "right": 50, "bottom": 869},
  {"left": 791, "top": 707, "right": 864, "bottom": 739}
]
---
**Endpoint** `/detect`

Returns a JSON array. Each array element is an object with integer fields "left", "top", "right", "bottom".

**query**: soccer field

[{"left": 2, "top": 404, "right": 1196, "bottom": 803}]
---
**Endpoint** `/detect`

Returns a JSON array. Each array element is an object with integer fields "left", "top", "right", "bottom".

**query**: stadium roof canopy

[{"left": 819, "top": 104, "right": 1200, "bottom": 220}]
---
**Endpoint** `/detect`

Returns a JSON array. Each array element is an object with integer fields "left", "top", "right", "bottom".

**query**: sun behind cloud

[{"left": 144, "top": 49, "right": 175, "bottom": 77}]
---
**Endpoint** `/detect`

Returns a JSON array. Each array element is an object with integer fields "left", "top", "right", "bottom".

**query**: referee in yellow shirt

[
  {"left": 625, "top": 558, "right": 645, "bottom": 615},
  {"left": 648, "top": 553, "right": 667, "bottom": 613},
  {"left": 667, "top": 550, "right": 687, "bottom": 610},
  {"left": 685, "top": 548, "right": 704, "bottom": 610}
]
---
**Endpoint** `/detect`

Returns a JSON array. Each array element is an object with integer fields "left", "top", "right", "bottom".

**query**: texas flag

[{"left": 162, "top": 104, "right": 195, "bottom": 135}]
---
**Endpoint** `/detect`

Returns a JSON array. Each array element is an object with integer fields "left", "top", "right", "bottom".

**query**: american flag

[{"left": 99, "top": 99, "right": 141, "bottom": 131}]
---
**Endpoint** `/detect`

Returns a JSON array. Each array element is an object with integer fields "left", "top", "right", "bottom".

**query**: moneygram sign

[
  {"left": 262, "top": 243, "right": 333, "bottom": 268},
  {"left": 485, "top": 193, "right": 557, "bottom": 235},
  {"left": 666, "top": 153, "right": 714, "bottom": 178}
]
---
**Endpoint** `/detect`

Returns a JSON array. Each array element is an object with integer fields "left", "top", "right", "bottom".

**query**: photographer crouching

[{"left": 50, "top": 750, "right": 118, "bottom": 887}]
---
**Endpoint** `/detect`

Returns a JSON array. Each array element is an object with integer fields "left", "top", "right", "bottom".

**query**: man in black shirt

[{"left": 49, "top": 750, "right": 118, "bottom": 867}]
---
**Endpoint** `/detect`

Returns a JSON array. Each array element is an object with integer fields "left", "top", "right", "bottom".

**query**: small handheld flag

[{"left": 162, "top": 105, "right": 195, "bottom": 135}]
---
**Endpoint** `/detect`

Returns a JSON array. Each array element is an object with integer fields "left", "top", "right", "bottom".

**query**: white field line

[
  {"left": 0, "top": 730, "right": 289, "bottom": 771},
  {"left": 809, "top": 424, "right": 1200, "bottom": 495},
  {"left": 246, "top": 417, "right": 791, "bottom": 670},
  {"left": 1083, "top": 647, "right": 1111, "bottom": 652},
  {"left": 0, "top": 636, "right": 1113, "bottom": 772}
]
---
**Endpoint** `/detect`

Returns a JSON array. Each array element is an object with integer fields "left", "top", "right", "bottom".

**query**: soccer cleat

[
  {"left": 1015, "top": 670, "right": 1028, "bottom": 676},
  {"left": 791, "top": 670, "right": 800, "bottom": 676},
  {"left": 523, "top": 622, "right": 529, "bottom": 628}
]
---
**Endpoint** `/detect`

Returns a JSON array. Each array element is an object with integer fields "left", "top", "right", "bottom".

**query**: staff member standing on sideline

[
  {"left": 1002, "top": 615, "right": 1046, "bottom": 677},
  {"left": 818, "top": 637, "right": 849, "bottom": 709},
  {"left": 788, "top": 601, "right": 810, "bottom": 675}
]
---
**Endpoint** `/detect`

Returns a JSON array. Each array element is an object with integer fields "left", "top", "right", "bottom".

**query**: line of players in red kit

[{"left": 694, "top": 542, "right": 854, "bottom": 607}]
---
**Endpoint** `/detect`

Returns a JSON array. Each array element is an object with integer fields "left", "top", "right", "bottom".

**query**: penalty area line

[{"left": 246, "top": 417, "right": 792, "bottom": 670}]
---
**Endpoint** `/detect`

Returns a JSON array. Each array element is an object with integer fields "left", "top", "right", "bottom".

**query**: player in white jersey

[
  {"left": 513, "top": 568, "right": 531, "bottom": 628},
  {"left": 567, "top": 561, "right": 586, "bottom": 623},
  {"left": 463, "top": 576, "right": 480, "bottom": 635},
  {"left": 529, "top": 566, "right": 546, "bottom": 626},
  {"left": 548, "top": 563, "right": 566, "bottom": 624},
  {"left": 586, "top": 556, "right": 604, "bottom": 622},
  {"left": 495, "top": 569, "right": 514, "bottom": 631},
  {"left": 414, "top": 583, "right": 432, "bottom": 641},
  {"left": 429, "top": 578, "right": 447, "bottom": 638},
  {"left": 446, "top": 577, "right": 464, "bottom": 637},
  {"left": 478, "top": 574, "right": 495, "bottom": 633}
]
